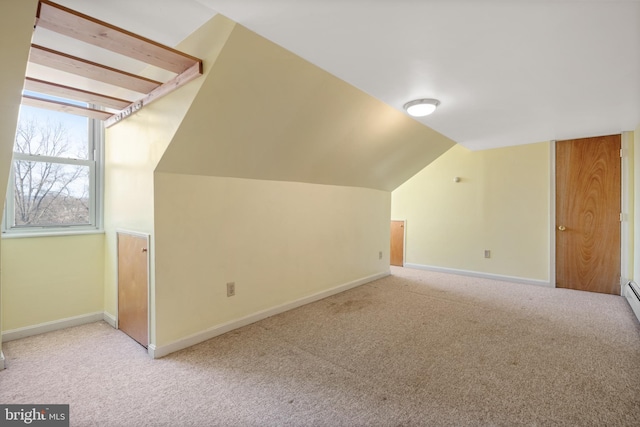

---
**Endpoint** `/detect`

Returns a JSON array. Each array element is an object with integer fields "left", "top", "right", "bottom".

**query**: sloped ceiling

[
  {"left": 197, "top": 0, "right": 640, "bottom": 150},
  {"left": 49, "top": 0, "right": 214, "bottom": 48},
  {"left": 26, "top": 1, "right": 639, "bottom": 189},
  {"left": 156, "top": 23, "right": 455, "bottom": 191},
  {"left": 49, "top": 0, "right": 640, "bottom": 151},
  {"left": 0, "top": 0, "right": 39, "bottom": 204}
]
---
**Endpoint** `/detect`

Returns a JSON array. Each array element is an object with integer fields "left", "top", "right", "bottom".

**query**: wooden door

[
  {"left": 118, "top": 232, "right": 149, "bottom": 347},
  {"left": 556, "top": 134, "right": 621, "bottom": 295},
  {"left": 390, "top": 220, "right": 404, "bottom": 266}
]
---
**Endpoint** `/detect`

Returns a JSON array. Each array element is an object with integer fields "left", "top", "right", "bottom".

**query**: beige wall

[
  {"left": 0, "top": 0, "right": 40, "bottom": 365},
  {"left": 156, "top": 24, "right": 455, "bottom": 191},
  {"left": 1, "top": 234, "right": 104, "bottom": 331},
  {"left": 103, "top": 15, "right": 236, "bottom": 346},
  {"left": 0, "top": 0, "right": 36, "bottom": 200},
  {"left": 107, "top": 15, "right": 451, "bottom": 353},
  {"left": 630, "top": 122, "right": 640, "bottom": 283},
  {"left": 0, "top": 2, "right": 635, "bottom": 366},
  {"left": 392, "top": 143, "right": 551, "bottom": 282},
  {"left": 154, "top": 174, "right": 390, "bottom": 345}
]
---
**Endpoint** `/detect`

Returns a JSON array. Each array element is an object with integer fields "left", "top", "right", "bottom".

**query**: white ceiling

[{"left": 56, "top": 0, "right": 640, "bottom": 151}]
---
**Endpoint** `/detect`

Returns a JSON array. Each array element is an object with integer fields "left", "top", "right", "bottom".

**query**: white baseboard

[
  {"left": 621, "top": 277, "right": 631, "bottom": 296},
  {"left": 148, "top": 270, "right": 390, "bottom": 359},
  {"left": 403, "top": 263, "right": 553, "bottom": 288},
  {"left": 1, "top": 312, "right": 104, "bottom": 342},
  {"left": 0, "top": 351, "right": 5, "bottom": 370},
  {"left": 624, "top": 282, "right": 640, "bottom": 323},
  {"left": 103, "top": 312, "right": 117, "bottom": 329}
]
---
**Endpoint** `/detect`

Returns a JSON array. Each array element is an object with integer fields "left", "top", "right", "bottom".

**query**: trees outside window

[{"left": 3, "top": 102, "right": 102, "bottom": 234}]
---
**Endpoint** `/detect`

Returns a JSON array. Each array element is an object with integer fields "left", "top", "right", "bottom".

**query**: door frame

[
  {"left": 390, "top": 219, "right": 407, "bottom": 267},
  {"left": 116, "top": 229, "right": 151, "bottom": 341},
  {"left": 550, "top": 132, "right": 632, "bottom": 294}
]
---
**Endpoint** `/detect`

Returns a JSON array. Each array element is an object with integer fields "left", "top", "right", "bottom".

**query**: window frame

[{"left": 2, "top": 108, "right": 104, "bottom": 238}]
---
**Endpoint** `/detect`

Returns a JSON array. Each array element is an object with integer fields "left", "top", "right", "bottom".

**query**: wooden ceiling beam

[
  {"left": 36, "top": 0, "right": 202, "bottom": 74},
  {"left": 29, "top": 44, "right": 162, "bottom": 94},
  {"left": 24, "top": 77, "right": 132, "bottom": 110},
  {"left": 22, "top": 95, "right": 114, "bottom": 121},
  {"left": 105, "top": 61, "right": 202, "bottom": 127},
  {"left": 23, "top": 1, "right": 205, "bottom": 126}
]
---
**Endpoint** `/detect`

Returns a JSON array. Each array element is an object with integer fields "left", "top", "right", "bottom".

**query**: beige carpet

[{"left": 1, "top": 267, "right": 639, "bottom": 426}]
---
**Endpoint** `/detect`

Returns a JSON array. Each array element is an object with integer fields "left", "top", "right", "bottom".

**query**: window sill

[{"left": 1, "top": 228, "right": 105, "bottom": 239}]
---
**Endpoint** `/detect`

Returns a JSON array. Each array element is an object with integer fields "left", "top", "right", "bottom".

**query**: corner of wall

[
  {"left": 391, "top": 142, "right": 551, "bottom": 281},
  {"left": 622, "top": 131, "right": 635, "bottom": 285},
  {"left": 633, "top": 125, "right": 640, "bottom": 281},
  {"left": 0, "top": 0, "right": 46, "bottom": 367},
  {"left": 153, "top": 176, "right": 391, "bottom": 347},
  {"left": 102, "top": 14, "right": 237, "bottom": 349},
  {"left": 150, "top": 270, "right": 390, "bottom": 358}
]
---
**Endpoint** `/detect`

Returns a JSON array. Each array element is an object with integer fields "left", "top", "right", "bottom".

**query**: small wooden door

[
  {"left": 556, "top": 134, "right": 621, "bottom": 295},
  {"left": 390, "top": 220, "right": 405, "bottom": 266},
  {"left": 118, "top": 232, "right": 149, "bottom": 347}
]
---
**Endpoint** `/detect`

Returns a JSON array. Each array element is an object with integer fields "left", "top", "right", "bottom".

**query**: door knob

[
  {"left": 141, "top": 248, "right": 148, "bottom": 252},
  {"left": 558, "top": 225, "right": 566, "bottom": 231}
]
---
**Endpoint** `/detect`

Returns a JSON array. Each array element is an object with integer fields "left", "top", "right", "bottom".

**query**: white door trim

[
  {"left": 550, "top": 141, "right": 557, "bottom": 288},
  {"left": 551, "top": 134, "right": 629, "bottom": 295},
  {"left": 390, "top": 219, "right": 406, "bottom": 267}
]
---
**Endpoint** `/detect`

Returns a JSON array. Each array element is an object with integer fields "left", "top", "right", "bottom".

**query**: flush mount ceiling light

[{"left": 403, "top": 98, "right": 440, "bottom": 117}]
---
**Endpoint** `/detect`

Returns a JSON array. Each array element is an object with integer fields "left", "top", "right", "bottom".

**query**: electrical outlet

[
  {"left": 379, "top": 251, "right": 383, "bottom": 260},
  {"left": 227, "top": 282, "right": 235, "bottom": 297},
  {"left": 484, "top": 250, "right": 491, "bottom": 259}
]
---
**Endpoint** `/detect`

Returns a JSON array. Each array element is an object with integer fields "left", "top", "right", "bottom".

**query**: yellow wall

[
  {"left": 106, "top": 15, "right": 451, "bottom": 352},
  {"left": 157, "top": 25, "right": 455, "bottom": 191},
  {"left": 154, "top": 174, "right": 390, "bottom": 345},
  {"left": 1, "top": 234, "right": 104, "bottom": 331},
  {"left": 0, "top": 0, "right": 40, "bottom": 364},
  {"left": 103, "top": 16, "right": 236, "bottom": 345},
  {"left": 391, "top": 143, "right": 550, "bottom": 281},
  {"left": 0, "top": 0, "right": 36, "bottom": 201}
]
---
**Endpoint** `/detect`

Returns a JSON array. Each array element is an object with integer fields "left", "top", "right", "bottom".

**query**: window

[{"left": 2, "top": 97, "right": 103, "bottom": 235}]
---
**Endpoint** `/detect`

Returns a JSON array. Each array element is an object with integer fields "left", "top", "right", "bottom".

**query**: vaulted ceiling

[
  {"left": 10, "top": 1, "right": 459, "bottom": 194},
  {"left": 52, "top": 0, "right": 640, "bottom": 151},
  {"left": 155, "top": 20, "right": 456, "bottom": 191}
]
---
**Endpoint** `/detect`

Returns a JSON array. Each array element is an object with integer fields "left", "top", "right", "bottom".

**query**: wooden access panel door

[
  {"left": 118, "top": 232, "right": 149, "bottom": 347},
  {"left": 556, "top": 134, "right": 621, "bottom": 295},
  {"left": 390, "top": 221, "right": 405, "bottom": 266}
]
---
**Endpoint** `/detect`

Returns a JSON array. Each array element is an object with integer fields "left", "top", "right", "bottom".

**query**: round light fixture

[{"left": 403, "top": 98, "right": 440, "bottom": 117}]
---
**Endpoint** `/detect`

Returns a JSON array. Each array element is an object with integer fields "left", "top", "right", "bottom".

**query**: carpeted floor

[{"left": 1, "top": 267, "right": 639, "bottom": 426}]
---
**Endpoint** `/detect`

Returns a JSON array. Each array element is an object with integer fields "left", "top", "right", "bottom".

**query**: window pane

[
  {"left": 15, "top": 105, "right": 89, "bottom": 160},
  {"left": 13, "top": 160, "right": 90, "bottom": 226}
]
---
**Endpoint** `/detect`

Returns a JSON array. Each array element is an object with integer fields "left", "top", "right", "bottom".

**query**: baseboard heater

[{"left": 625, "top": 281, "right": 640, "bottom": 323}]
